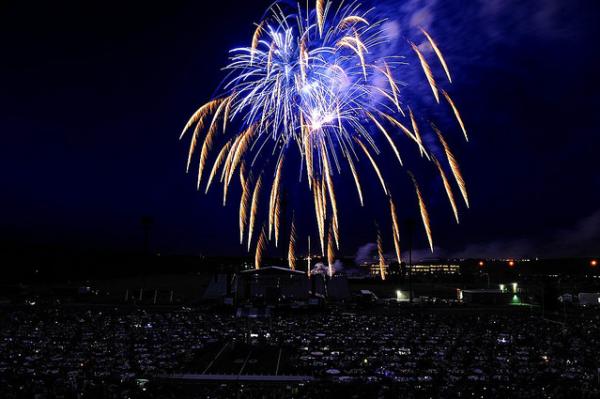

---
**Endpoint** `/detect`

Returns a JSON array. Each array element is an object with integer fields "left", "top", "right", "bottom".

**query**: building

[
  {"left": 237, "top": 267, "right": 310, "bottom": 302},
  {"left": 409, "top": 261, "right": 460, "bottom": 275},
  {"left": 363, "top": 259, "right": 460, "bottom": 278},
  {"left": 203, "top": 273, "right": 233, "bottom": 300},
  {"left": 301, "top": 272, "right": 350, "bottom": 300},
  {"left": 578, "top": 292, "right": 600, "bottom": 306},
  {"left": 202, "top": 266, "right": 350, "bottom": 304},
  {"left": 366, "top": 262, "right": 389, "bottom": 278}
]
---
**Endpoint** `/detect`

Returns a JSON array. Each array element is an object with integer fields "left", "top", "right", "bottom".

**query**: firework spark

[
  {"left": 389, "top": 197, "right": 402, "bottom": 264},
  {"left": 411, "top": 42, "right": 440, "bottom": 103},
  {"left": 432, "top": 123, "right": 469, "bottom": 208},
  {"left": 247, "top": 174, "right": 263, "bottom": 251},
  {"left": 255, "top": 227, "right": 267, "bottom": 269},
  {"left": 327, "top": 226, "right": 335, "bottom": 277},
  {"left": 421, "top": 29, "right": 452, "bottom": 84},
  {"left": 433, "top": 155, "right": 460, "bottom": 223},
  {"left": 239, "top": 165, "right": 250, "bottom": 244},
  {"left": 268, "top": 157, "right": 284, "bottom": 240},
  {"left": 288, "top": 215, "right": 296, "bottom": 270},
  {"left": 346, "top": 155, "right": 364, "bottom": 206},
  {"left": 442, "top": 90, "right": 468, "bottom": 142},
  {"left": 354, "top": 137, "right": 388, "bottom": 196},
  {"left": 409, "top": 172, "right": 433, "bottom": 252},
  {"left": 182, "top": 98, "right": 225, "bottom": 171},
  {"left": 376, "top": 227, "right": 386, "bottom": 280},
  {"left": 205, "top": 140, "right": 232, "bottom": 193}
]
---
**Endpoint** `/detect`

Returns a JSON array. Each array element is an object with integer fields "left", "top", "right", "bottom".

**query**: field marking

[
  {"left": 202, "top": 341, "right": 229, "bottom": 374},
  {"left": 275, "top": 347, "right": 282, "bottom": 375},
  {"left": 238, "top": 348, "right": 253, "bottom": 375}
]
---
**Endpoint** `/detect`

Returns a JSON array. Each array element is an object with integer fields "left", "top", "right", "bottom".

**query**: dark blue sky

[{"left": 1, "top": 0, "right": 598, "bottom": 259}]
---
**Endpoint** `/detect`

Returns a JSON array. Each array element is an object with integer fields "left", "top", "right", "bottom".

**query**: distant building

[
  {"left": 362, "top": 259, "right": 460, "bottom": 278},
  {"left": 409, "top": 260, "right": 460, "bottom": 275}
]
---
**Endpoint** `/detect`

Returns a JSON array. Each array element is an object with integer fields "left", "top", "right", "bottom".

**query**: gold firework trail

[
  {"left": 433, "top": 124, "right": 469, "bottom": 208},
  {"left": 226, "top": 124, "right": 255, "bottom": 189},
  {"left": 247, "top": 174, "right": 263, "bottom": 251},
  {"left": 320, "top": 174, "right": 328, "bottom": 217},
  {"left": 273, "top": 192, "right": 281, "bottom": 247},
  {"left": 389, "top": 197, "right": 400, "bottom": 240},
  {"left": 384, "top": 62, "right": 402, "bottom": 114},
  {"left": 205, "top": 140, "right": 232, "bottom": 193},
  {"left": 302, "top": 114, "right": 313, "bottom": 187},
  {"left": 389, "top": 197, "right": 402, "bottom": 264},
  {"left": 346, "top": 154, "right": 364, "bottom": 206},
  {"left": 442, "top": 90, "right": 468, "bottom": 142},
  {"left": 239, "top": 161, "right": 247, "bottom": 186},
  {"left": 321, "top": 148, "right": 339, "bottom": 248},
  {"left": 269, "top": 156, "right": 285, "bottom": 240},
  {"left": 338, "top": 15, "right": 369, "bottom": 30},
  {"left": 411, "top": 42, "right": 440, "bottom": 103},
  {"left": 337, "top": 35, "right": 368, "bottom": 79},
  {"left": 254, "top": 227, "right": 266, "bottom": 269},
  {"left": 392, "top": 223, "right": 402, "bottom": 264},
  {"left": 183, "top": 99, "right": 225, "bottom": 171},
  {"left": 366, "top": 111, "right": 403, "bottom": 166},
  {"left": 197, "top": 98, "right": 228, "bottom": 187},
  {"left": 288, "top": 216, "right": 296, "bottom": 270},
  {"left": 312, "top": 177, "right": 326, "bottom": 256},
  {"left": 379, "top": 112, "right": 428, "bottom": 156},
  {"left": 320, "top": 176, "right": 328, "bottom": 253},
  {"left": 355, "top": 32, "right": 368, "bottom": 79},
  {"left": 180, "top": 98, "right": 224, "bottom": 140},
  {"left": 316, "top": 0, "right": 325, "bottom": 37},
  {"left": 409, "top": 172, "right": 434, "bottom": 252},
  {"left": 409, "top": 108, "right": 429, "bottom": 160},
  {"left": 327, "top": 225, "right": 335, "bottom": 277},
  {"left": 250, "top": 21, "right": 264, "bottom": 65},
  {"left": 239, "top": 168, "right": 250, "bottom": 244},
  {"left": 221, "top": 134, "right": 244, "bottom": 205},
  {"left": 377, "top": 228, "right": 386, "bottom": 281},
  {"left": 421, "top": 28, "right": 452, "bottom": 83},
  {"left": 221, "top": 134, "right": 241, "bottom": 182},
  {"left": 433, "top": 155, "right": 460, "bottom": 224},
  {"left": 332, "top": 216, "right": 339, "bottom": 251},
  {"left": 222, "top": 92, "right": 234, "bottom": 133},
  {"left": 354, "top": 137, "right": 388, "bottom": 196}
]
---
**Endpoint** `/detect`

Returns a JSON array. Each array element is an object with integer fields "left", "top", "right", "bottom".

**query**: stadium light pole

[{"left": 405, "top": 218, "right": 416, "bottom": 303}]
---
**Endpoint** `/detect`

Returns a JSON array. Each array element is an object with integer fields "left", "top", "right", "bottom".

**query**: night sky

[{"left": 1, "top": 0, "right": 599, "bottom": 259}]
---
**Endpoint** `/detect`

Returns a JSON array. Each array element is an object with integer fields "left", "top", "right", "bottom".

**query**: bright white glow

[{"left": 309, "top": 109, "right": 336, "bottom": 131}]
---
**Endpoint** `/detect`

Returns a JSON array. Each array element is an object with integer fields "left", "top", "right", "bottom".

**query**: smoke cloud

[
  {"left": 355, "top": 242, "right": 377, "bottom": 264},
  {"left": 450, "top": 209, "right": 600, "bottom": 259},
  {"left": 311, "top": 259, "right": 344, "bottom": 276}
]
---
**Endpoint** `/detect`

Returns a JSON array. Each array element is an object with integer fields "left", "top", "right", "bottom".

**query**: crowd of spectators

[{"left": 1, "top": 304, "right": 599, "bottom": 398}]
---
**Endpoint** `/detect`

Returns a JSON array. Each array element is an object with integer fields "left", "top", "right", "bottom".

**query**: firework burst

[{"left": 181, "top": 0, "right": 470, "bottom": 273}]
